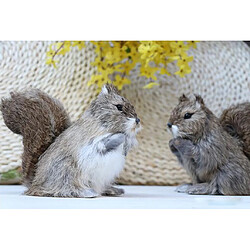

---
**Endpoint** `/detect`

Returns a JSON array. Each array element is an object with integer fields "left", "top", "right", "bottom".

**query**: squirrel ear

[
  {"left": 101, "top": 83, "right": 119, "bottom": 95},
  {"left": 179, "top": 94, "right": 189, "bottom": 102},
  {"left": 195, "top": 94, "right": 205, "bottom": 105},
  {"left": 101, "top": 85, "right": 109, "bottom": 95}
]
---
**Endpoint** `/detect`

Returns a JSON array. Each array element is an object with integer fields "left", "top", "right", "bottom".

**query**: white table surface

[{"left": 1, "top": 185, "right": 250, "bottom": 209}]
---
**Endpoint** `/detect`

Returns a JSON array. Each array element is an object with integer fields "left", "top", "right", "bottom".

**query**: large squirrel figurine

[{"left": 1, "top": 84, "right": 141, "bottom": 198}]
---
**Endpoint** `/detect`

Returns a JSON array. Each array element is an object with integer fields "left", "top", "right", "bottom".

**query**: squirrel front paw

[
  {"left": 169, "top": 138, "right": 179, "bottom": 154},
  {"left": 99, "top": 133, "right": 125, "bottom": 154},
  {"left": 175, "top": 183, "right": 192, "bottom": 193},
  {"left": 169, "top": 138, "right": 194, "bottom": 155},
  {"left": 186, "top": 183, "right": 212, "bottom": 195}
]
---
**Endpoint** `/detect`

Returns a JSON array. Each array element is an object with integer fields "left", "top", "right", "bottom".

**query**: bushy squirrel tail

[
  {"left": 220, "top": 102, "right": 250, "bottom": 160},
  {"left": 1, "top": 89, "right": 71, "bottom": 186}
]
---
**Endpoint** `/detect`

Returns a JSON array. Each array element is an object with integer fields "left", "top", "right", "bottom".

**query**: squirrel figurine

[
  {"left": 220, "top": 102, "right": 250, "bottom": 160},
  {"left": 1, "top": 84, "right": 141, "bottom": 198},
  {"left": 167, "top": 94, "right": 250, "bottom": 195}
]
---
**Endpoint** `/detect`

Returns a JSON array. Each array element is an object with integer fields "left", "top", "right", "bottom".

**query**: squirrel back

[{"left": 1, "top": 89, "right": 71, "bottom": 186}]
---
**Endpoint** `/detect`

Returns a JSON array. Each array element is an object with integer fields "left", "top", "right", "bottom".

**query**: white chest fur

[{"left": 77, "top": 134, "right": 125, "bottom": 193}]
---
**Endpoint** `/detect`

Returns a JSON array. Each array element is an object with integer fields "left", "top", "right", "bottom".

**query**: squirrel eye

[
  {"left": 115, "top": 104, "right": 123, "bottom": 111},
  {"left": 184, "top": 113, "right": 193, "bottom": 119}
]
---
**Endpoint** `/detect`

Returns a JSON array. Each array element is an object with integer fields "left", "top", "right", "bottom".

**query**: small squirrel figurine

[
  {"left": 167, "top": 94, "right": 250, "bottom": 195},
  {"left": 1, "top": 84, "right": 141, "bottom": 198},
  {"left": 220, "top": 102, "right": 250, "bottom": 160}
]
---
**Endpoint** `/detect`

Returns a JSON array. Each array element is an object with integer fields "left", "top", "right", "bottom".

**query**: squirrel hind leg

[
  {"left": 80, "top": 188, "right": 99, "bottom": 198},
  {"left": 25, "top": 186, "right": 99, "bottom": 198}
]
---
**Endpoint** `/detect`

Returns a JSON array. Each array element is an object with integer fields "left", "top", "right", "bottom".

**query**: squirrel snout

[
  {"left": 167, "top": 123, "right": 172, "bottom": 128},
  {"left": 136, "top": 118, "right": 140, "bottom": 124}
]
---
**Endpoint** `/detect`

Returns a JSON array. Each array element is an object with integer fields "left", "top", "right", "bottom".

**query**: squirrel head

[
  {"left": 89, "top": 84, "right": 141, "bottom": 135},
  {"left": 167, "top": 94, "right": 214, "bottom": 140}
]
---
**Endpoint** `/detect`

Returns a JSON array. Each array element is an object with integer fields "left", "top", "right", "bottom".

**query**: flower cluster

[
  {"left": 46, "top": 41, "right": 85, "bottom": 68},
  {"left": 46, "top": 41, "right": 197, "bottom": 89}
]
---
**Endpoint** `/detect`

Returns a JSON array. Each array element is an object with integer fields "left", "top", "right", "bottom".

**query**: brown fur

[
  {"left": 220, "top": 102, "right": 250, "bottom": 160},
  {"left": 1, "top": 89, "right": 71, "bottom": 187},
  {"left": 168, "top": 95, "right": 250, "bottom": 195}
]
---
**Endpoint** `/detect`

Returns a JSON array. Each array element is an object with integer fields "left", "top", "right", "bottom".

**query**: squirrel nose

[
  {"left": 167, "top": 123, "right": 172, "bottom": 128},
  {"left": 136, "top": 118, "right": 140, "bottom": 124}
]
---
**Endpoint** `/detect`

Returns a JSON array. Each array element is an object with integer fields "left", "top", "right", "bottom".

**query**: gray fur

[
  {"left": 100, "top": 133, "right": 125, "bottom": 154},
  {"left": 168, "top": 95, "right": 250, "bottom": 195}
]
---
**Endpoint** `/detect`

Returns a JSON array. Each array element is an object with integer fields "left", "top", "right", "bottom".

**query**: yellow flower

[
  {"left": 46, "top": 41, "right": 197, "bottom": 88},
  {"left": 157, "top": 41, "right": 171, "bottom": 51},
  {"left": 55, "top": 42, "right": 64, "bottom": 49},
  {"left": 124, "top": 41, "right": 140, "bottom": 48},
  {"left": 140, "top": 66, "right": 158, "bottom": 80},
  {"left": 46, "top": 44, "right": 55, "bottom": 57},
  {"left": 92, "top": 58, "right": 122, "bottom": 77},
  {"left": 138, "top": 41, "right": 161, "bottom": 64},
  {"left": 170, "top": 41, "right": 188, "bottom": 55},
  {"left": 112, "top": 41, "right": 122, "bottom": 48},
  {"left": 46, "top": 58, "right": 58, "bottom": 68},
  {"left": 177, "top": 55, "right": 193, "bottom": 68},
  {"left": 175, "top": 64, "right": 191, "bottom": 77},
  {"left": 117, "top": 61, "right": 135, "bottom": 75},
  {"left": 160, "top": 67, "right": 171, "bottom": 76},
  {"left": 57, "top": 41, "right": 71, "bottom": 55},
  {"left": 105, "top": 47, "right": 127, "bottom": 64},
  {"left": 113, "top": 74, "right": 131, "bottom": 90},
  {"left": 167, "top": 55, "right": 181, "bottom": 62},
  {"left": 143, "top": 82, "right": 159, "bottom": 89},
  {"left": 121, "top": 45, "right": 129, "bottom": 53},
  {"left": 153, "top": 53, "right": 167, "bottom": 65},
  {"left": 127, "top": 46, "right": 141, "bottom": 63},
  {"left": 138, "top": 42, "right": 152, "bottom": 58},
  {"left": 91, "top": 58, "right": 109, "bottom": 70},
  {"left": 72, "top": 41, "right": 86, "bottom": 50}
]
